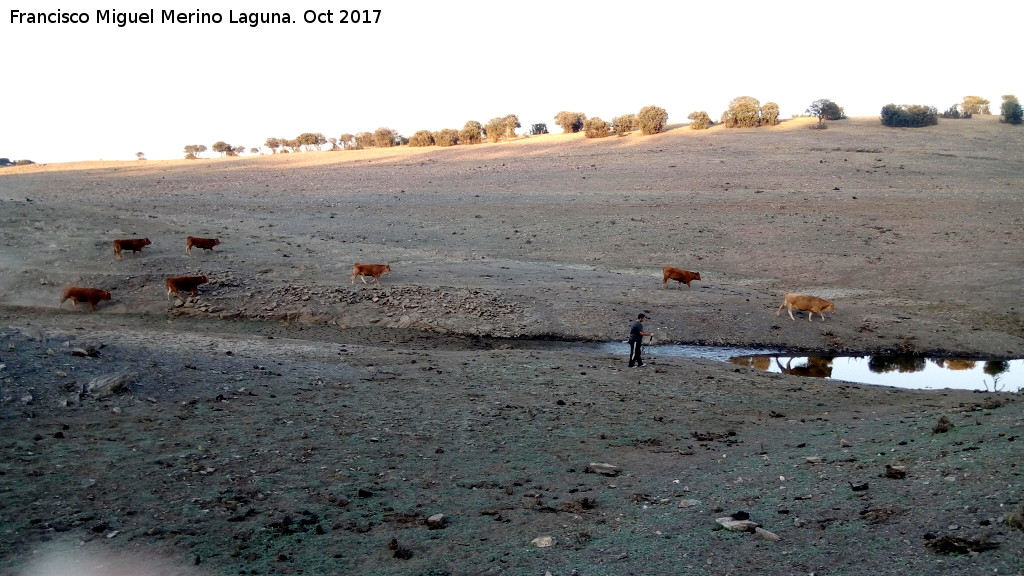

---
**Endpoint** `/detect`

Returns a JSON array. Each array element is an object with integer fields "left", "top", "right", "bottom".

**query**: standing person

[{"left": 628, "top": 313, "right": 653, "bottom": 367}]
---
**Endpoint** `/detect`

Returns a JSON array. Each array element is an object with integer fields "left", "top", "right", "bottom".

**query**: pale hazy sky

[{"left": 3, "top": 1, "right": 1020, "bottom": 163}]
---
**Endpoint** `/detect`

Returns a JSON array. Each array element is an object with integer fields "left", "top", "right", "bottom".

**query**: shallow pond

[{"left": 575, "top": 342, "right": 1022, "bottom": 392}]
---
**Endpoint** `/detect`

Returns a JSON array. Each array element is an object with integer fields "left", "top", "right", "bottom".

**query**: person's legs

[
  {"left": 628, "top": 340, "right": 637, "bottom": 367},
  {"left": 635, "top": 340, "right": 644, "bottom": 366}
]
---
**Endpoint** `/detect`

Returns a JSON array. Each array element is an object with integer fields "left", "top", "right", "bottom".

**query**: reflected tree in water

[
  {"left": 984, "top": 360, "right": 1010, "bottom": 376},
  {"left": 729, "top": 355, "right": 772, "bottom": 370},
  {"left": 869, "top": 355, "right": 927, "bottom": 374},
  {"left": 935, "top": 358, "right": 976, "bottom": 370}
]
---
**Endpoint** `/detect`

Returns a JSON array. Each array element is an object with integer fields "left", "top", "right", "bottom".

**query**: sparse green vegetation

[
  {"left": 941, "top": 104, "right": 965, "bottom": 119},
  {"left": 583, "top": 117, "right": 611, "bottom": 138},
  {"left": 761, "top": 102, "right": 780, "bottom": 126},
  {"left": 353, "top": 132, "right": 374, "bottom": 149},
  {"left": 612, "top": 114, "right": 637, "bottom": 136},
  {"left": 459, "top": 121, "right": 483, "bottom": 145},
  {"left": 372, "top": 127, "right": 399, "bottom": 148},
  {"left": 409, "top": 130, "right": 435, "bottom": 147},
  {"left": 554, "top": 111, "right": 586, "bottom": 133},
  {"left": 296, "top": 132, "right": 327, "bottom": 151},
  {"left": 962, "top": 95, "right": 991, "bottom": 115},
  {"left": 722, "top": 96, "right": 761, "bottom": 128},
  {"left": 880, "top": 104, "right": 938, "bottom": 127},
  {"left": 637, "top": 105, "right": 668, "bottom": 135},
  {"left": 1000, "top": 94, "right": 1023, "bottom": 125},
  {"left": 806, "top": 99, "right": 846, "bottom": 125},
  {"left": 484, "top": 115, "right": 520, "bottom": 143},
  {"left": 183, "top": 144, "right": 207, "bottom": 159},
  {"left": 687, "top": 111, "right": 712, "bottom": 130},
  {"left": 433, "top": 129, "right": 459, "bottom": 147}
]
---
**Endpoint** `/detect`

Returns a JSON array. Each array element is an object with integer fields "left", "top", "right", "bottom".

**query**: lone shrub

[
  {"left": 433, "top": 129, "right": 459, "bottom": 147},
  {"left": 1000, "top": 95, "right": 1023, "bottom": 125},
  {"left": 760, "top": 102, "right": 781, "bottom": 126},
  {"left": 583, "top": 117, "right": 611, "bottom": 138},
  {"left": 806, "top": 99, "right": 846, "bottom": 125},
  {"left": 353, "top": 132, "right": 374, "bottom": 149},
  {"left": 687, "top": 111, "right": 711, "bottom": 130},
  {"left": 554, "top": 111, "right": 586, "bottom": 133},
  {"left": 409, "top": 130, "right": 435, "bottom": 147},
  {"left": 932, "top": 415, "right": 954, "bottom": 434},
  {"left": 483, "top": 115, "right": 519, "bottom": 143},
  {"left": 880, "top": 104, "right": 938, "bottom": 127},
  {"left": 637, "top": 105, "right": 668, "bottom": 135},
  {"left": 459, "top": 121, "right": 483, "bottom": 144},
  {"left": 722, "top": 96, "right": 760, "bottom": 128},
  {"left": 961, "top": 95, "right": 991, "bottom": 115},
  {"left": 612, "top": 114, "right": 637, "bottom": 136},
  {"left": 372, "top": 127, "right": 398, "bottom": 147},
  {"left": 484, "top": 118, "right": 504, "bottom": 143}
]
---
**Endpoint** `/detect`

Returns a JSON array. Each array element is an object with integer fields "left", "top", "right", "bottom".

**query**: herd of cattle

[{"left": 58, "top": 240, "right": 836, "bottom": 322}]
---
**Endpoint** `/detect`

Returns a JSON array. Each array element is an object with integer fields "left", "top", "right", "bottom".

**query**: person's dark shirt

[{"left": 629, "top": 320, "right": 644, "bottom": 342}]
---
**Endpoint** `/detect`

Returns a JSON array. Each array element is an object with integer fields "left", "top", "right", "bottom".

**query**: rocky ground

[{"left": 0, "top": 116, "right": 1021, "bottom": 576}]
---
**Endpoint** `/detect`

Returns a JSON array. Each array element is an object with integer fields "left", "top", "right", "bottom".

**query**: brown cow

[
  {"left": 60, "top": 286, "right": 111, "bottom": 312},
  {"left": 351, "top": 263, "right": 391, "bottom": 285},
  {"left": 777, "top": 292, "right": 836, "bottom": 322},
  {"left": 662, "top": 266, "right": 701, "bottom": 289},
  {"left": 776, "top": 356, "right": 834, "bottom": 378},
  {"left": 166, "top": 275, "right": 208, "bottom": 299},
  {"left": 113, "top": 238, "right": 152, "bottom": 260},
  {"left": 185, "top": 236, "right": 220, "bottom": 256}
]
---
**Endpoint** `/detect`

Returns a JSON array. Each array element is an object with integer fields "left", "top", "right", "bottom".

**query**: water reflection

[
  {"left": 729, "top": 354, "right": 1020, "bottom": 391},
  {"left": 569, "top": 342, "right": 1021, "bottom": 391}
]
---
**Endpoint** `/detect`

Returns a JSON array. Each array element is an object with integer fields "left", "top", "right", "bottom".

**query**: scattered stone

[
  {"left": 531, "top": 535, "right": 556, "bottom": 548},
  {"left": 86, "top": 372, "right": 135, "bottom": 397},
  {"left": 678, "top": 499, "right": 701, "bottom": 508},
  {"left": 849, "top": 481, "right": 870, "bottom": 492},
  {"left": 754, "top": 527, "right": 781, "bottom": 541},
  {"left": 716, "top": 517, "right": 758, "bottom": 532},
  {"left": 805, "top": 456, "right": 822, "bottom": 464},
  {"left": 426, "top": 513, "right": 447, "bottom": 529},
  {"left": 884, "top": 464, "right": 907, "bottom": 479},
  {"left": 586, "top": 462, "right": 620, "bottom": 476}
]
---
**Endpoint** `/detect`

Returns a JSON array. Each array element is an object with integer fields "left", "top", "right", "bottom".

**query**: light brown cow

[
  {"left": 776, "top": 356, "right": 834, "bottom": 378},
  {"left": 166, "top": 275, "right": 208, "bottom": 299},
  {"left": 113, "top": 238, "right": 152, "bottom": 260},
  {"left": 60, "top": 286, "right": 111, "bottom": 312},
  {"left": 185, "top": 236, "right": 220, "bottom": 256},
  {"left": 662, "top": 266, "right": 701, "bottom": 289},
  {"left": 351, "top": 263, "right": 391, "bottom": 285},
  {"left": 777, "top": 292, "right": 835, "bottom": 322}
]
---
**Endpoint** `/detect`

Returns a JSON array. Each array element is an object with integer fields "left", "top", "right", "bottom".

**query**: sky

[{"left": 2, "top": 0, "right": 1021, "bottom": 163}]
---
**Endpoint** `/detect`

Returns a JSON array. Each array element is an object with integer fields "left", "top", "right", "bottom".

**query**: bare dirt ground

[{"left": 1, "top": 116, "right": 1022, "bottom": 576}]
